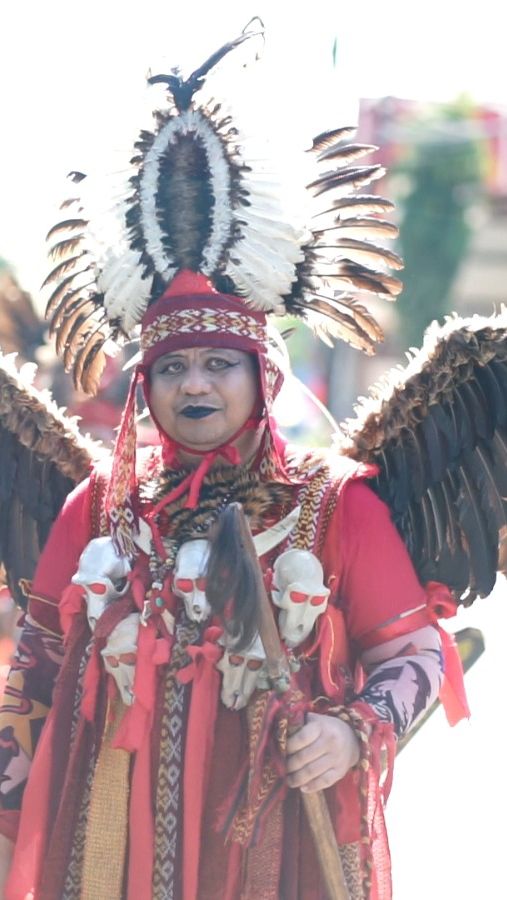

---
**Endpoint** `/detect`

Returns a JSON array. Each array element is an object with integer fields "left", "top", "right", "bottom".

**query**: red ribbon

[
  {"left": 425, "top": 581, "right": 470, "bottom": 725},
  {"left": 145, "top": 445, "right": 241, "bottom": 560},
  {"left": 112, "top": 621, "right": 171, "bottom": 751},
  {"left": 302, "top": 607, "right": 349, "bottom": 703},
  {"left": 59, "top": 583, "right": 86, "bottom": 639}
]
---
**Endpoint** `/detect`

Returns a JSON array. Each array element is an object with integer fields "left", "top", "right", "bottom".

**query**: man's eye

[
  {"left": 158, "top": 361, "right": 183, "bottom": 375},
  {"left": 207, "top": 357, "right": 234, "bottom": 370}
]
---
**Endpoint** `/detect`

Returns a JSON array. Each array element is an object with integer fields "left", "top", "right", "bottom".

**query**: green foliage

[{"left": 394, "top": 100, "right": 485, "bottom": 349}]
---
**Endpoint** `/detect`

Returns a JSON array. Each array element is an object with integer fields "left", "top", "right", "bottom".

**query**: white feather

[{"left": 100, "top": 247, "right": 153, "bottom": 331}]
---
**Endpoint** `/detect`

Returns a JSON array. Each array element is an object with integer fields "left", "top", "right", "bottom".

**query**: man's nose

[{"left": 181, "top": 365, "right": 212, "bottom": 394}]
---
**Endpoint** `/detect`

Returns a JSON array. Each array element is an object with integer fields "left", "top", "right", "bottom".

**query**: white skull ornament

[
  {"left": 71, "top": 536, "right": 131, "bottom": 631},
  {"left": 173, "top": 540, "right": 211, "bottom": 623},
  {"left": 271, "top": 549, "right": 330, "bottom": 648},
  {"left": 101, "top": 612, "right": 140, "bottom": 706},
  {"left": 217, "top": 632, "right": 269, "bottom": 710}
]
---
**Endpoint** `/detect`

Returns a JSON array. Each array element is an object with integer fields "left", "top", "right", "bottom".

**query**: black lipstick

[{"left": 180, "top": 406, "right": 217, "bottom": 419}]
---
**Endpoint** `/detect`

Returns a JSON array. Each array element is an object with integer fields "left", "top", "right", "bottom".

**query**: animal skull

[
  {"left": 173, "top": 540, "right": 211, "bottom": 623},
  {"left": 271, "top": 549, "right": 330, "bottom": 648},
  {"left": 71, "top": 536, "right": 131, "bottom": 631},
  {"left": 101, "top": 612, "right": 140, "bottom": 706},
  {"left": 217, "top": 632, "right": 269, "bottom": 710}
]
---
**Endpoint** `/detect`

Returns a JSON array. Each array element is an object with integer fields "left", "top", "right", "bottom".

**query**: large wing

[
  {"left": 337, "top": 312, "right": 507, "bottom": 605},
  {"left": 0, "top": 352, "right": 107, "bottom": 607}
]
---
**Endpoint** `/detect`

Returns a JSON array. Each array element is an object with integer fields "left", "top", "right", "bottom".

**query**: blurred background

[{"left": 1, "top": 2, "right": 506, "bottom": 895}]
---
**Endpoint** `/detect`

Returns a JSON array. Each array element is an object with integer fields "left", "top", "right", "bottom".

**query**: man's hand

[{"left": 286, "top": 712, "right": 360, "bottom": 793}]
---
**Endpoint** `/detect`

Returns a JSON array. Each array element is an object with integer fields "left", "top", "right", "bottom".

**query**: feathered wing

[
  {"left": 0, "top": 353, "right": 107, "bottom": 607},
  {"left": 43, "top": 27, "right": 402, "bottom": 394},
  {"left": 337, "top": 311, "right": 507, "bottom": 605}
]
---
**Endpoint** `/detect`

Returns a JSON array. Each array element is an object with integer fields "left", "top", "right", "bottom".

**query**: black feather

[
  {"left": 420, "top": 411, "right": 447, "bottom": 484},
  {"left": 483, "top": 361, "right": 507, "bottom": 426},
  {"left": 148, "top": 21, "right": 263, "bottom": 112},
  {"left": 456, "top": 462, "right": 497, "bottom": 596}
]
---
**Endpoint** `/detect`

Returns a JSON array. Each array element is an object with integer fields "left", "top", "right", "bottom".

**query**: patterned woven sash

[
  {"left": 152, "top": 617, "right": 200, "bottom": 900},
  {"left": 80, "top": 697, "right": 131, "bottom": 900}
]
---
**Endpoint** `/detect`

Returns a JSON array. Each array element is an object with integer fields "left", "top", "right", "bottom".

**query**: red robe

[{"left": 1, "top": 450, "right": 436, "bottom": 899}]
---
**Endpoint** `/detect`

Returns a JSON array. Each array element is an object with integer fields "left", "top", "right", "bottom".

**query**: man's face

[{"left": 149, "top": 346, "right": 258, "bottom": 451}]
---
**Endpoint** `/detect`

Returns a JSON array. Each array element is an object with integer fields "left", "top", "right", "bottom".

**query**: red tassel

[{"left": 425, "top": 581, "right": 470, "bottom": 725}]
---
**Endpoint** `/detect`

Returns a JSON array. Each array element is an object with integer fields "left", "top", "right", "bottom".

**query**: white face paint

[
  {"left": 173, "top": 540, "right": 211, "bottom": 623},
  {"left": 271, "top": 549, "right": 330, "bottom": 648},
  {"left": 101, "top": 612, "right": 140, "bottom": 706},
  {"left": 216, "top": 632, "right": 269, "bottom": 710},
  {"left": 71, "top": 536, "right": 131, "bottom": 631}
]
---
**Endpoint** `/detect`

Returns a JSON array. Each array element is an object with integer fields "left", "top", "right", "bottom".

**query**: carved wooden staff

[{"left": 227, "top": 503, "right": 350, "bottom": 900}]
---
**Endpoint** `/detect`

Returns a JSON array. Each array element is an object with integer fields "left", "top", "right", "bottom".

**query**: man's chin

[{"left": 176, "top": 429, "right": 233, "bottom": 453}]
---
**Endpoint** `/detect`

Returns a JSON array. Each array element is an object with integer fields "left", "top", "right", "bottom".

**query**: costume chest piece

[{"left": 71, "top": 529, "right": 330, "bottom": 712}]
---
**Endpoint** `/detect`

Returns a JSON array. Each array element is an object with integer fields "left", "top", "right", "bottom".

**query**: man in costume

[{"left": 0, "top": 25, "right": 468, "bottom": 900}]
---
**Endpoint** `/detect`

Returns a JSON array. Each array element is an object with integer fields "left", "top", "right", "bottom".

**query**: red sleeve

[
  {"left": 331, "top": 480, "right": 426, "bottom": 644},
  {"left": 31, "top": 476, "right": 93, "bottom": 605}
]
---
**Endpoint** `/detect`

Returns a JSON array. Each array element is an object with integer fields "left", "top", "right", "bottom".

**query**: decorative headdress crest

[{"left": 43, "top": 19, "right": 402, "bottom": 396}]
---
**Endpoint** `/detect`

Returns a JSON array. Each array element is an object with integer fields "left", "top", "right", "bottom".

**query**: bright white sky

[
  {"left": 1, "top": 0, "right": 506, "bottom": 294},
  {"left": 2, "top": 3, "right": 507, "bottom": 896}
]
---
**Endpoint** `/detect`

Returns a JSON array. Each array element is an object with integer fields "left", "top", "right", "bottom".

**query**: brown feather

[
  {"left": 48, "top": 283, "right": 96, "bottom": 335},
  {"left": 333, "top": 216, "right": 399, "bottom": 241},
  {"left": 313, "top": 238, "right": 404, "bottom": 271},
  {"left": 295, "top": 298, "right": 377, "bottom": 354},
  {"left": 48, "top": 236, "right": 85, "bottom": 260},
  {"left": 313, "top": 293, "right": 384, "bottom": 343},
  {"left": 44, "top": 266, "right": 93, "bottom": 317},
  {"left": 317, "top": 142, "right": 377, "bottom": 164},
  {"left": 308, "top": 165, "right": 385, "bottom": 198},
  {"left": 59, "top": 197, "right": 82, "bottom": 210},
  {"left": 46, "top": 219, "right": 88, "bottom": 241},
  {"left": 55, "top": 301, "right": 98, "bottom": 356},
  {"left": 41, "top": 253, "right": 88, "bottom": 288},
  {"left": 332, "top": 195, "right": 395, "bottom": 216},
  {"left": 308, "top": 127, "right": 357, "bottom": 153},
  {"left": 310, "top": 261, "right": 403, "bottom": 297},
  {"left": 73, "top": 330, "right": 107, "bottom": 395}
]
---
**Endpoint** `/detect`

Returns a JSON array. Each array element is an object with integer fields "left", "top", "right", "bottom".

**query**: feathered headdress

[{"left": 43, "top": 19, "right": 402, "bottom": 396}]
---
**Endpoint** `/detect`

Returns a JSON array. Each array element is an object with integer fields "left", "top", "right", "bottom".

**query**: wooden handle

[
  {"left": 301, "top": 791, "right": 350, "bottom": 900},
  {"left": 231, "top": 504, "right": 350, "bottom": 900}
]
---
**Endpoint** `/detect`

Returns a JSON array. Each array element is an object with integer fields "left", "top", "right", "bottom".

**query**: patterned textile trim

[
  {"left": 92, "top": 446, "right": 163, "bottom": 541},
  {"left": 339, "top": 842, "right": 364, "bottom": 900},
  {"left": 288, "top": 460, "right": 333, "bottom": 553},
  {"left": 263, "top": 357, "right": 284, "bottom": 414},
  {"left": 89, "top": 466, "right": 108, "bottom": 538},
  {"left": 62, "top": 648, "right": 96, "bottom": 900},
  {"left": 152, "top": 616, "right": 200, "bottom": 900},
  {"left": 140, "top": 307, "right": 268, "bottom": 351},
  {"left": 242, "top": 795, "right": 283, "bottom": 900},
  {"left": 224, "top": 690, "right": 287, "bottom": 847},
  {"left": 62, "top": 763, "right": 95, "bottom": 900},
  {"left": 327, "top": 706, "right": 378, "bottom": 900}
]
